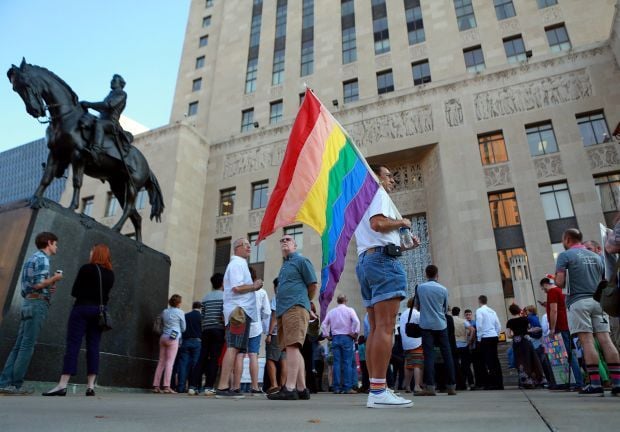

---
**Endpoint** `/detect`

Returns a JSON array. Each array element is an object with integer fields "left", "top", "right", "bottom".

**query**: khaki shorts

[
  {"left": 277, "top": 306, "right": 309, "bottom": 350},
  {"left": 568, "top": 297, "right": 610, "bottom": 334}
]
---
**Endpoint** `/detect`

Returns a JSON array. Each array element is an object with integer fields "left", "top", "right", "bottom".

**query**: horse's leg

[
  {"left": 30, "top": 153, "right": 57, "bottom": 208},
  {"left": 111, "top": 182, "right": 137, "bottom": 234},
  {"left": 69, "top": 155, "right": 85, "bottom": 210},
  {"left": 129, "top": 209, "right": 142, "bottom": 243}
]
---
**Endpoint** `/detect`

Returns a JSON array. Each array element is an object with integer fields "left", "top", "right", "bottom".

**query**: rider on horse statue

[{"left": 80, "top": 74, "right": 133, "bottom": 164}]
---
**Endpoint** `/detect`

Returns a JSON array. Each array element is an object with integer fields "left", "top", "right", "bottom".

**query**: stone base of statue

[{"left": 0, "top": 199, "right": 170, "bottom": 388}]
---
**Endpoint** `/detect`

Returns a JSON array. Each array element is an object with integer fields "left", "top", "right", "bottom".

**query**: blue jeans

[
  {"left": 0, "top": 299, "right": 49, "bottom": 388},
  {"left": 560, "top": 330, "right": 584, "bottom": 387},
  {"left": 177, "top": 338, "right": 202, "bottom": 392},
  {"left": 421, "top": 328, "right": 456, "bottom": 389},
  {"left": 332, "top": 334, "right": 354, "bottom": 391}
]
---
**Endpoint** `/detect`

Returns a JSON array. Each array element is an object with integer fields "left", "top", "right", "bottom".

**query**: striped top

[{"left": 201, "top": 289, "right": 224, "bottom": 330}]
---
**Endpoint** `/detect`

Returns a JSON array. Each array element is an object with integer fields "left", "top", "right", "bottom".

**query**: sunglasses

[{"left": 280, "top": 237, "right": 294, "bottom": 243}]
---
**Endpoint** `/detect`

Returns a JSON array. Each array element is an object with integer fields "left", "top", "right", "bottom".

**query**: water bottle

[{"left": 399, "top": 227, "right": 414, "bottom": 249}]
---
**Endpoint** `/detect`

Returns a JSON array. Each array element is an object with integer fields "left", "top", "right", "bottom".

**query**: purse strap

[
  {"left": 95, "top": 264, "right": 104, "bottom": 311},
  {"left": 407, "top": 285, "right": 419, "bottom": 323}
]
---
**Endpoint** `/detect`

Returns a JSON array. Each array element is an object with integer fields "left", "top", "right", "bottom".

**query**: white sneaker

[
  {"left": 204, "top": 388, "right": 216, "bottom": 397},
  {"left": 386, "top": 388, "right": 410, "bottom": 403},
  {"left": 367, "top": 390, "right": 414, "bottom": 409},
  {"left": 188, "top": 389, "right": 197, "bottom": 396}
]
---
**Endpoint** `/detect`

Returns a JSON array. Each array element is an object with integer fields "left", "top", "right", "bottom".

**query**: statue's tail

[{"left": 146, "top": 170, "right": 164, "bottom": 222}]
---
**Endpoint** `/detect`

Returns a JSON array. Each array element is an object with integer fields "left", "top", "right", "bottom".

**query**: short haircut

[
  {"left": 35, "top": 232, "right": 58, "bottom": 249},
  {"left": 210, "top": 273, "right": 224, "bottom": 289},
  {"left": 337, "top": 294, "right": 347, "bottom": 304},
  {"left": 425, "top": 265, "right": 438, "bottom": 279},
  {"left": 584, "top": 240, "right": 600, "bottom": 249},
  {"left": 563, "top": 228, "right": 582, "bottom": 243},
  {"left": 369, "top": 164, "right": 387, "bottom": 177},
  {"left": 526, "top": 305, "right": 537, "bottom": 315},
  {"left": 169, "top": 294, "right": 182, "bottom": 307},
  {"left": 508, "top": 304, "right": 521, "bottom": 315},
  {"left": 452, "top": 307, "right": 461, "bottom": 316},
  {"left": 540, "top": 277, "right": 552, "bottom": 286},
  {"left": 233, "top": 237, "right": 247, "bottom": 249},
  {"left": 464, "top": 309, "right": 472, "bottom": 314},
  {"left": 192, "top": 301, "right": 202, "bottom": 309},
  {"left": 478, "top": 295, "right": 488, "bottom": 305}
]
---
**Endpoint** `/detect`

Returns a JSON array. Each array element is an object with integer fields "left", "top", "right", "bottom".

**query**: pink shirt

[{"left": 321, "top": 304, "right": 360, "bottom": 337}]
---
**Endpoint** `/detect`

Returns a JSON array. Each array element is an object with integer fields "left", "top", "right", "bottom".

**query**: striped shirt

[{"left": 201, "top": 290, "right": 224, "bottom": 330}]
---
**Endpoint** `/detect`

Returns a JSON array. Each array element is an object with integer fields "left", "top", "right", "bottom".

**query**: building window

[
  {"left": 497, "top": 248, "right": 528, "bottom": 298},
  {"left": 275, "top": 0, "right": 287, "bottom": 38},
  {"left": 376, "top": 70, "right": 394, "bottom": 95},
  {"left": 136, "top": 188, "right": 148, "bottom": 210},
  {"left": 284, "top": 225, "right": 303, "bottom": 252},
  {"left": 272, "top": 49, "right": 285, "bottom": 85},
  {"left": 300, "top": 0, "right": 314, "bottom": 77},
  {"left": 526, "top": 122, "right": 558, "bottom": 156},
  {"left": 546, "top": 24, "right": 571, "bottom": 53},
  {"left": 272, "top": 0, "right": 287, "bottom": 85},
  {"left": 341, "top": 0, "right": 357, "bottom": 64},
  {"left": 248, "top": 232, "right": 266, "bottom": 264},
  {"left": 219, "top": 188, "right": 235, "bottom": 216},
  {"left": 478, "top": 131, "right": 508, "bottom": 165},
  {"left": 412, "top": 60, "right": 431, "bottom": 86},
  {"left": 537, "top": 0, "right": 557, "bottom": 8},
  {"left": 488, "top": 191, "right": 520, "bottom": 228},
  {"left": 539, "top": 183, "right": 575, "bottom": 220},
  {"left": 464, "top": 46, "right": 485, "bottom": 73},
  {"left": 577, "top": 111, "right": 611, "bottom": 146},
  {"left": 188, "top": 101, "right": 199, "bottom": 117},
  {"left": 105, "top": 193, "right": 118, "bottom": 217},
  {"left": 343, "top": 79, "right": 359, "bottom": 103},
  {"left": 404, "top": 0, "right": 425, "bottom": 45},
  {"left": 195, "top": 56, "right": 205, "bottom": 69},
  {"left": 202, "top": 16, "right": 212, "bottom": 27},
  {"left": 503, "top": 35, "right": 526, "bottom": 63},
  {"left": 192, "top": 78, "right": 202, "bottom": 92},
  {"left": 82, "top": 196, "right": 94, "bottom": 216},
  {"left": 241, "top": 109, "right": 254, "bottom": 132},
  {"left": 205, "top": 0, "right": 213, "bottom": 7},
  {"left": 454, "top": 0, "right": 476, "bottom": 31},
  {"left": 299, "top": 92, "right": 306, "bottom": 106},
  {"left": 199, "top": 35, "right": 209, "bottom": 48},
  {"left": 251, "top": 181, "right": 269, "bottom": 209},
  {"left": 372, "top": 0, "right": 390, "bottom": 55},
  {"left": 595, "top": 174, "right": 620, "bottom": 226},
  {"left": 494, "top": 0, "right": 516, "bottom": 20},
  {"left": 245, "top": 2, "right": 263, "bottom": 94},
  {"left": 245, "top": 58, "right": 258, "bottom": 94},
  {"left": 213, "top": 238, "right": 231, "bottom": 275},
  {"left": 270, "top": 100, "right": 283, "bottom": 124}
]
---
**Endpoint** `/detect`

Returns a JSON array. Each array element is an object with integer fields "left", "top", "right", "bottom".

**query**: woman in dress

[
  {"left": 152, "top": 294, "right": 186, "bottom": 394},
  {"left": 506, "top": 304, "right": 544, "bottom": 389}
]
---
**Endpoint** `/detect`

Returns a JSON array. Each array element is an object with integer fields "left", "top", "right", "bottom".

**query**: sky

[{"left": 0, "top": 0, "right": 191, "bottom": 152}]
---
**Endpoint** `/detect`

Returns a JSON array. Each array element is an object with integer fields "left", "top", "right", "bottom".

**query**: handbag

[
  {"left": 405, "top": 291, "right": 422, "bottom": 338},
  {"left": 594, "top": 257, "right": 620, "bottom": 317},
  {"left": 96, "top": 265, "right": 112, "bottom": 332}
]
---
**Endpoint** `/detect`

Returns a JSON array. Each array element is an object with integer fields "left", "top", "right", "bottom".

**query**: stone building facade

[{"left": 66, "top": 0, "right": 620, "bottom": 322}]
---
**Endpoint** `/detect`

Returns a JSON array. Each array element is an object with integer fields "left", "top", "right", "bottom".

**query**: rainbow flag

[{"left": 258, "top": 89, "right": 379, "bottom": 317}]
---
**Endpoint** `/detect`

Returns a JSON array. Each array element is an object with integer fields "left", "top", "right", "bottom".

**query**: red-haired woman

[{"left": 43, "top": 244, "right": 115, "bottom": 396}]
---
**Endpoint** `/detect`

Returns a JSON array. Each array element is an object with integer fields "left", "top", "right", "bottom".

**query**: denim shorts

[
  {"left": 356, "top": 251, "right": 407, "bottom": 308},
  {"left": 245, "top": 335, "right": 261, "bottom": 354}
]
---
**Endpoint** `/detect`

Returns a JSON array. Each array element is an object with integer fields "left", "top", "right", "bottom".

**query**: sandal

[
  {"left": 162, "top": 387, "right": 177, "bottom": 394},
  {"left": 151, "top": 387, "right": 162, "bottom": 393}
]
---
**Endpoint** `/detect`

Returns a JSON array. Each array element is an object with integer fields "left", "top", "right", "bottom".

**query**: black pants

[
  {"left": 302, "top": 335, "right": 316, "bottom": 392},
  {"left": 455, "top": 347, "right": 474, "bottom": 389},
  {"left": 479, "top": 337, "right": 503, "bottom": 389},
  {"left": 194, "top": 328, "right": 225, "bottom": 389},
  {"left": 360, "top": 360, "right": 369, "bottom": 391}
]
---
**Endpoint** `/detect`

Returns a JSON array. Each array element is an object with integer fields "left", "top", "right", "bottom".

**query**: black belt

[{"left": 362, "top": 246, "right": 386, "bottom": 256}]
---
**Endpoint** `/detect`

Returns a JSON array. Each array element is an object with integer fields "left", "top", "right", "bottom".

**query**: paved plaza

[{"left": 0, "top": 386, "right": 617, "bottom": 432}]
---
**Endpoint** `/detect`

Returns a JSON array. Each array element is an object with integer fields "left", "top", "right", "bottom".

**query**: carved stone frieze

[
  {"left": 391, "top": 163, "right": 424, "bottom": 192},
  {"left": 222, "top": 140, "right": 287, "bottom": 178},
  {"left": 444, "top": 98, "right": 463, "bottom": 127},
  {"left": 460, "top": 28, "right": 480, "bottom": 44},
  {"left": 216, "top": 215, "right": 232, "bottom": 236},
  {"left": 540, "top": 6, "right": 563, "bottom": 25},
  {"left": 484, "top": 164, "right": 512, "bottom": 188},
  {"left": 587, "top": 143, "right": 620, "bottom": 170},
  {"left": 474, "top": 70, "right": 592, "bottom": 121},
  {"left": 409, "top": 44, "right": 428, "bottom": 60},
  {"left": 248, "top": 209, "right": 265, "bottom": 229},
  {"left": 534, "top": 154, "right": 564, "bottom": 179},
  {"left": 499, "top": 18, "right": 520, "bottom": 36},
  {"left": 390, "top": 189, "right": 427, "bottom": 216}
]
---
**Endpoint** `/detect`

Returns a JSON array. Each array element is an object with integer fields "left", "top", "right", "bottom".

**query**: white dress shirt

[{"left": 475, "top": 304, "right": 501, "bottom": 341}]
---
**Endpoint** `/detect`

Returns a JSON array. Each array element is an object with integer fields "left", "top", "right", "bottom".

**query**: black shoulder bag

[
  {"left": 96, "top": 265, "right": 113, "bottom": 332},
  {"left": 405, "top": 289, "right": 422, "bottom": 338}
]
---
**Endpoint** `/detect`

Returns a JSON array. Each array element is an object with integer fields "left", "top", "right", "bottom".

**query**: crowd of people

[{"left": 1, "top": 163, "right": 620, "bottom": 408}]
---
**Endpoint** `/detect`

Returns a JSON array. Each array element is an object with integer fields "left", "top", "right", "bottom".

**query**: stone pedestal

[{"left": 0, "top": 199, "right": 170, "bottom": 388}]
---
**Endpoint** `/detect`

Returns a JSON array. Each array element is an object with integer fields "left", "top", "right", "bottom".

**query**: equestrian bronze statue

[{"left": 7, "top": 59, "right": 164, "bottom": 242}]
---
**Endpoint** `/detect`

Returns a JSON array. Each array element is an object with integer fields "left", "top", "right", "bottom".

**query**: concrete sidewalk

[{"left": 0, "top": 388, "right": 617, "bottom": 432}]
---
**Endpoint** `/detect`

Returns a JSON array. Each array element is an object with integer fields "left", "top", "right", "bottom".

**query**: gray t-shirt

[
  {"left": 415, "top": 280, "right": 448, "bottom": 331},
  {"left": 556, "top": 245, "right": 604, "bottom": 307}
]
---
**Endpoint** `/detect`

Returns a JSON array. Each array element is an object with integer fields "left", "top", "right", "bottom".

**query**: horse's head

[{"left": 7, "top": 58, "right": 46, "bottom": 118}]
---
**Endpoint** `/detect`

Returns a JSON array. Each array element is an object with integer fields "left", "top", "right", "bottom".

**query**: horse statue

[{"left": 7, "top": 59, "right": 164, "bottom": 242}]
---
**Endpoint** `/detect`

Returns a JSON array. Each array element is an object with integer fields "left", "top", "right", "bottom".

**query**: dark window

[
  {"left": 202, "top": 16, "right": 212, "bottom": 27},
  {"left": 299, "top": 92, "right": 306, "bottom": 106},
  {"left": 301, "top": 40, "right": 314, "bottom": 76},
  {"left": 269, "top": 100, "right": 283, "bottom": 124},
  {"left": 275, "top": 0, "right": 287, "bottom": 38},
  {"left": 213, "top": 238, "right": 231, "bottom": 275},
  {"left": 245, "top": 3, "right": 262, "bottom": 94},
  {"left": 188, "top": 101, "right": 199, "bottom": 117},
  {"left": 494, "top": 0, "right": 516, "bottom": 20},
  {"left": 488, "top": 191, "right": 520, "bottom": 228},
  {"left": 245, "top": 58, "right": 258, "bottom": 94},
  {"left": 464, "top": 45, "right": 485, "bottom": 73},
  {"left": 404, "top": 0, "right": 425, "bottom": 45},
  {"left": 219, "top": 188, "right": 235, "bottom": 216},
  {"left": 454, "top": 0, "right": 476, "bottom": 31},
  {"left": 105, "top": 192, "right": 118, "bottom": 218},
  {"left": 595, "top": 174, "right": 620, "bottom": 226},
  {"left": 284, "top": 225, "right": 303, "bottom": 252},
  {"left": 376, "top": 70, "right": 394, "bottom": 94},
  {"left": 412, "top": 60, "right": 431, "bottom": 85},
  {"left": 272, "top": 49, "right": 285, "bottom": 85},
  {"left": 252, "top": 181, "right": 269, "bottom": 209},
  {"left": 526, "top": 122, "right": 558, "bottom": 156},
  {"left": 82, "top": 196, "right": 94, "bottom": 216},
  {"left": 206, "top": 0, "right": 214, "bottom": 7},
  {"left": 503, "top": 35, "right": 526, "bottom": 63},
  {"left": 478, "top": 131, "right": 508, "bottom": 165},
  {"left": 199, "top": 35, "right": 209, "bottom": 48},
  {"left": 343, "top": 79, "right": 359, "bottom": 103},
  {"left": 248, "top": 232, "right": 265, "bottom": 279},
  {"left": 195, "top": 56, "right": 205, "bottom": 69},
  {"left": 539, "top": 183, "right": 575, "bottom": 220},
  {"left": 372, "top": 0, "right": 390, "bottom": 54},
  {"left": 497, "top": 248, "right": 528, "bottom": 298},
  {"left": 241, "top": 109, "right": 254, "bottom": 132},
  {"left": 341, "top": 0, "right": 357, "bottom": 64},
  {"left": 537, "top": 0, "right": 557, "bottom": 8},
  {"left": 192, "top": 78, "right": 202, "bottom": 92},
  {"left": 272, "top": 0, "right": 287, "bottom": 85},
  {"left": 577, "top": 111, "right": 611, "bottom": 146},
  {"left": 300, "top": 0, "right": 314, "bottom": 76},
  {"left": 546, "top": 24, "right": 571, "bottom": 53}
]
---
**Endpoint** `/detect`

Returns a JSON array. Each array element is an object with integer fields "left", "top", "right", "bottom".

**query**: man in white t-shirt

[{"left": 216, "top": 238, "right": 263, "bottom": 399}]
